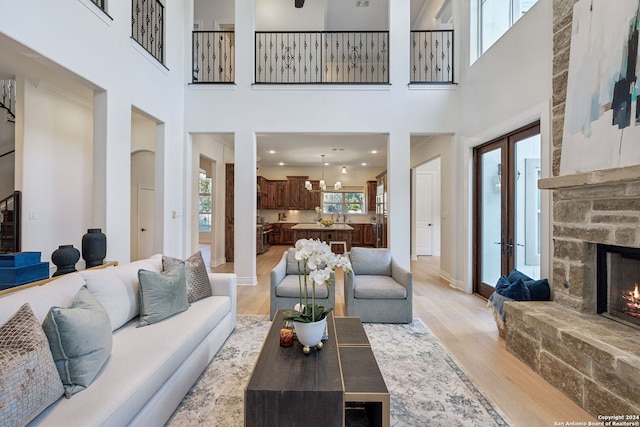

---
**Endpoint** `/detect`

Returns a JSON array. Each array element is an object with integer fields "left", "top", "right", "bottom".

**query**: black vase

[
  {"left": 51, "top": 245, "right": 80, "bottom": 276},
  {"left": 82, "top": 228, "right": 107, "bottom": 268}
]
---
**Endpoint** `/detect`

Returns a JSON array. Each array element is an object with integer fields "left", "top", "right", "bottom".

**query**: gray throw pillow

[
  {"left": 0, "top": 304, "right": 64, "bottom": 425},
  {"left": 42, "top": 288, "right": 113, "bottom": 398},
  {"left": 162, "top": 251, "right": 211, "bottom": 303},
  {"left": 138, "top": 262, "right": 189, "bottom": 327}
]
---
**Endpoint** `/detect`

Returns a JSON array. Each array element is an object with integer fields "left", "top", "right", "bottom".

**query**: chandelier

[{"left": 305, "top": 155, "right": 342, "bottom": 192}]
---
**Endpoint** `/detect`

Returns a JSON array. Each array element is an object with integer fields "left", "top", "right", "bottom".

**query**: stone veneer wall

[{"left": 503, "top": 0, "right": 640, "bottom": 419}]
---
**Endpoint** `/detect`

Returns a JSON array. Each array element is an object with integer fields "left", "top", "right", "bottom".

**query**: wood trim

[{"left": 0, "top": 261, "right": 118, "bottom": 297}]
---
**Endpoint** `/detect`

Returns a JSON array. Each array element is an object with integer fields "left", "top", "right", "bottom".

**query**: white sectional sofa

[{"left": 0, "top": 254, "right": 237, "bottom": 426}]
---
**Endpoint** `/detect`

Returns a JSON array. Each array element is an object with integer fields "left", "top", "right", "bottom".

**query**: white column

[
  {"left": 235, "top": 0, "right": 255, "bottom": 86},
  {"left": 94, "top": 90, "right": 132, "bottom": 264},
  {"left": 234, "top": 130, "right": 257, "bottom": 285},
  {"left": 389, "top": 0, "right": 410, "bottom": 88},
  {"left": 387, "top": 130, "right": 411, "bottom": 271}
]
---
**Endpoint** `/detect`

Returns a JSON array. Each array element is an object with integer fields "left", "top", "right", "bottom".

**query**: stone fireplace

[
  {"left": 502, "top": 1, "right": 640, "bottom": 417},
  {"left": 503, "top": 167, "right": 640, "bottom": 417},
  {"left": 597, "top": 244, "right": 640, "bottom": 330}
]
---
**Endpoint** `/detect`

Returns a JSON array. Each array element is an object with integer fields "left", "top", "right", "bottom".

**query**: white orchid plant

[{"left": 282, "top": 238, "right": 352, "bottom": 323}]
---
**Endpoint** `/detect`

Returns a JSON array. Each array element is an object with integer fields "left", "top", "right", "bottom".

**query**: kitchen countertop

[{"left": 291, "top": 223, "right": 354, "bottom": 230}]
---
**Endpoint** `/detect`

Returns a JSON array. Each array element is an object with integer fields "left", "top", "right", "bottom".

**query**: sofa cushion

[
  {"left": 138, "top": 262, "right": 189, "bottom": 327},
  {"left": 524, "top": 278, "right": 551, "bottom": 301},
  {"left": 0, "top": 273, "right": 86, "bottom": 326},
  {"left": 274, "top": 274, "right": 330, "bottom": 299},
  {"left": 0, "top": 303, "right": 64, "bottom": 426},
  {"left": 31, "top": 295, "right": 232, "bottom": 426},
  {"left": 286, "top": 248, "right": 308, "bottom": 275},
  {"left": 162, "top": 251, "right": 212, "bottom": 303},
  {"left": 42, "top": 287, "right": 113, "bottom": 398},
  {"left": 497, "top": 278, "right": 531, "bottom": 301},
  {"left": 354, "top": 276, "right": 407, "bottom": 299},
  {"left": 80, "top": 268, "right": 131, "bottom": 331},
  {"left": 350, "top": 248, "right": 392, "bottom": 276},
  {"left": 110, "top": 256, "right": 163, "bottom": 321}
]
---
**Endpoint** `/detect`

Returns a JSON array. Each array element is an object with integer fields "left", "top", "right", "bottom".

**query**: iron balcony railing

[
  {"left": 255, "top": 31, "right": 389, "bottom": 84},
  {"left": 192, "top": 31, "right": 235, "bottom": 83},
  {"left": 188, "top": 30, "right": 454, "bottom": 85},
  {"left": 132, "top": 0, "right": 164, "bottom": 64},
  {"left": 90, "top": 0, "right": 105, "bottom": 12},
  {"left": 410, "top": 30, "right": 454, "bottom": 84}
]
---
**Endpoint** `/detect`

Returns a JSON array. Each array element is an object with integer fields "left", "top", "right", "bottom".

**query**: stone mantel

[{"left": 539, "top": 164, "right": 640, "bottom": 190}]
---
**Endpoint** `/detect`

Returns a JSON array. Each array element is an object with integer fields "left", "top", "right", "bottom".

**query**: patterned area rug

[{"left": 166, "top": 315, "right": 512, "bottom": 427}]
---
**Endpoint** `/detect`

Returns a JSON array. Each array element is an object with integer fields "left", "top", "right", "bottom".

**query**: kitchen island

[{"left": 291, "top": 223, "right": 353, "bottom": 253}]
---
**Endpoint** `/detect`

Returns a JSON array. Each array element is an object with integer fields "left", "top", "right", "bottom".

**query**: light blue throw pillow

[
  {"left": 138, "top": 262, "right": 188, "bottom": 327},
  {"left": 42, "top": 287, "right": 113, "bottom": 398}
]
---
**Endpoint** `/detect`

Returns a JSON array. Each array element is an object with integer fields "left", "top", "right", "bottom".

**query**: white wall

[
  {"left": 453, "top": 0, "right": 553, "bottom": 292},
  {"left": 194, "top": 0, "right": 234, "bottom": 29},
  {"left": 19, "top": 79, "right": 93, "bottom": 272},
  {"left": 1, "top": 0, "right": 188, "bottom": 264},
  {"left": 256, "top": 0, "right": 327, "bottom": 31},
  {"left": 411, "top": 135, "right": 454, "bottom": 280}
]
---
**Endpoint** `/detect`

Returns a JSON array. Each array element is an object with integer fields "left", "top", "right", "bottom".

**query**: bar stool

[{"left": 329, "top": 241, "right": 347, "bottom": 254}]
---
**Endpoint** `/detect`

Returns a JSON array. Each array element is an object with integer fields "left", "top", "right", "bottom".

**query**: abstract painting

[{"left": 561, "top": 0, "right": 640, "bottom": 175}]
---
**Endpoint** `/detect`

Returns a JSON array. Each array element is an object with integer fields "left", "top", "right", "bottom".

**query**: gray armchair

[
  {"left": 270, "top": 248, "right": 335, "bottom": 320},
  {"left": 344, "top": 247, "right": 413, "bottom": 323}
]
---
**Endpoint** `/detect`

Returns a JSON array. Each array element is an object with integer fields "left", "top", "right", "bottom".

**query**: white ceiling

[{"left": 257, "top": 133, "right": 388, "bottom": 168}]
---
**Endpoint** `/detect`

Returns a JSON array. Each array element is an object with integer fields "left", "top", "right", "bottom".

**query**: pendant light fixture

[{"left": 305, "top": 154, "right": 343, "bottom": 192}]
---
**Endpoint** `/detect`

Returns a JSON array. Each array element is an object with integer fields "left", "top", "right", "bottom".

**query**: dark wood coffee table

[{"left": 245, "top": 310, "right": 390, "bottom": 427}]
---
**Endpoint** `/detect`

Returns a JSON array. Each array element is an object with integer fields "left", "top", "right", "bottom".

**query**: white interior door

[
  {"left": 137, "top": 186, "right": 155, "bottom": 260},
  {"left": 416, "top": 172, "right": 434, "bottom": 256}
]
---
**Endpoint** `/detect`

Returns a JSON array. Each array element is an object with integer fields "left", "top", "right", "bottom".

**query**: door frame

[{"left": 472, "top": 122, "right": 540, "bottom": 298}]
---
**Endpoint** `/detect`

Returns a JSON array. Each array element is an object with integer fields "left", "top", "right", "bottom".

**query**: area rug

[{"left": 166, "top": 315, "right": 512, "bottom": 427}]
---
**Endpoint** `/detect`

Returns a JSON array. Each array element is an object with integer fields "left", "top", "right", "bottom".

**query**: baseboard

[
  {"left": 210, "top": 257, "right": 226, "bottom": 268},
  {"left": 237, "top": 275, "right": 257, "bottom": 286},
  {"left": 439, "top": 270, "right": 466, "bottom": 292}
]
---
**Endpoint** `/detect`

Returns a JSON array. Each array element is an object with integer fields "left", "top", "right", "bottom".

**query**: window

[
  {"left": 322, "top": 191, "right": 365, "bottom": 214},
  {"left": 199, "top": 171, "right": 212, "bottom": 232},
  {"left": 479, "top": 0, "right": 538, "bottom": 54}
]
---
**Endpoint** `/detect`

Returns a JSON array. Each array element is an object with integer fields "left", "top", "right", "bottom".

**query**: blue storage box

[
  {"left": 0, "top": 252, "right": 42, "bottom": 267},
  {"left": 0, "top": 262, "right": 50, "bottom": 287}
]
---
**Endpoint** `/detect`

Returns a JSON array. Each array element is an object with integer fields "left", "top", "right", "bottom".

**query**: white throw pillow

[{"left": 81, "top": 269, "right": 132, "bottom": 331}]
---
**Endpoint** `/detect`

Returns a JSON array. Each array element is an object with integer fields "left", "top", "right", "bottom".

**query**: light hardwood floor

[{"left": 203, "top": 244, "right": 596, "bottom": 426}]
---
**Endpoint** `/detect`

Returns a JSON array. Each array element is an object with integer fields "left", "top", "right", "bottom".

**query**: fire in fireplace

[{"left": 597, "top": 244, "right": 640, "bottom": 329}]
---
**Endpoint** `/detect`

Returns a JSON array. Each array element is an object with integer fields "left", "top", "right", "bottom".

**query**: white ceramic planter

[{"left": 293, "top": 317, "right": 327, "bottom": 348}]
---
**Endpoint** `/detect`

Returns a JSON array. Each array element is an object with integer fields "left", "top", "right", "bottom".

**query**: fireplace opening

[{"left": 597, "top": 244, "right": 640, "bottom": 330}]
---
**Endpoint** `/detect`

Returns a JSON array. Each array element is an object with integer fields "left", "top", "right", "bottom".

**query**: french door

[{"left": 473, "top": 123, "right": 541, "bottom": 299}]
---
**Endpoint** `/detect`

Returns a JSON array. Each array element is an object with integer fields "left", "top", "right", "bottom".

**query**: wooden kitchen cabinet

[
  {"left": 287, "top": 176, "right": 306, "bottom": 209},
  {"left": 367, "top": 180, "right": 377, "bottom": 213},
  {"left": 257, "top": 176, "right": 269, "bottom": 209},
  {"left": 350, "top": 224, "right": 363, "bottom": 246},
  {"left": 363, "top": 224, "right": 375, "bottom": 246},
  {"left": 281, "top": 223, "right": 295, "bottom": 245},
  {"left": 271, "top": 223, "right": 282, "bottom": 245},
  {"left": 225, "top": 163, "right": 234, "bottom": 262}
]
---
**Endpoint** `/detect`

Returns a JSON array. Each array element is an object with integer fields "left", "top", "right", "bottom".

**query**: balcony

[
  {"left": 255, "top": 31, "right": 389, "bottom": 84},
  {"left": 132, "top": 0, "right": 164, "bottom": 64},
  {"left": 189, "top": 30, "right": 454, "bottom": 85}
]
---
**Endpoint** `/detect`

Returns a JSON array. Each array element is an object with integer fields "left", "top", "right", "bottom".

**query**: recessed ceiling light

[
  {"left": 361, "top": 162, "right": 367, "bottom": 166},
  {"left": 371, "top": 150, "right": 378, "bottom": 154},
  {"left": 324, "top": 162, "right": 330, "bottom": 166},
  {"left": 278, "top": 162, "right": 285, "bottom": 166},
  {"left": 269, "top": 150, "right": 276, "bottom": 154}
]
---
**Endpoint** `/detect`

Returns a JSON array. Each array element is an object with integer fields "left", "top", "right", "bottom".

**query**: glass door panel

[
  {"left": 473, "top": 122, "right": 541, "bottom": 298},
  {"left": 514, "top": 133, "right": 541, "bottom": 279},
  {"left": 480, "top": 147, "right": 503, "bottom": 287}
]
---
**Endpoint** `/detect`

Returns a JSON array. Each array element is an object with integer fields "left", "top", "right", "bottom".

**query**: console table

[{"left": 245, "top": 310, "right": 389, "bottom": 427}]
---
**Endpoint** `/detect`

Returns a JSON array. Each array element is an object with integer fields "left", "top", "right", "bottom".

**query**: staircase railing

[
  {"left": 0, "top": 191, "right": 21, "bottom": 254},
  {"left": 192, "top": 31, "right": 235, "bottom": 83},
  {"left": 131, "top": 0, "right": 164, "bottom": 64},
  {"left": 1, "top": 80, "right": 16, "bottom": 123}
]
